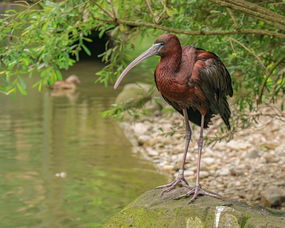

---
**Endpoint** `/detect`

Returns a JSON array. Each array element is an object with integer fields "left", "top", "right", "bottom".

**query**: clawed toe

[
  {"left": 175, "top": 185, "right": 221, "bottom": 203},
  {"left": 156, "top": 175, "right": 189, "bottom": 196},
  {"left": 156, "top": 180, "right": 176, "bottom": 189}
]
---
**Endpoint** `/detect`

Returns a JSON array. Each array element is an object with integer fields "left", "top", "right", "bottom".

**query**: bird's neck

[{"left": 158, "top": 49, "right": 182, "bottom": 75}]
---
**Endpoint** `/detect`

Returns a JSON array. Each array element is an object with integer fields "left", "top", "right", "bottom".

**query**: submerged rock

[{"left": 104, "top": 188, "right": 285, "bottom": 228}]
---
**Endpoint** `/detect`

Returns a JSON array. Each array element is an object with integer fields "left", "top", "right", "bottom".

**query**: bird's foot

[
  {"left": 156, "top": 174, "right": 189, "bottom": 196},
  {"left": 175, "top": 184, "right": 221, "bottom": 203}
]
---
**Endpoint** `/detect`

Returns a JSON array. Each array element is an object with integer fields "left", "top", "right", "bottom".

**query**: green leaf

[
  {"left": 81, "top": 44, "right": 91, "bottom": 56},
  {"left": 16, "top": 80, "right": 27, "bottom": 95}
]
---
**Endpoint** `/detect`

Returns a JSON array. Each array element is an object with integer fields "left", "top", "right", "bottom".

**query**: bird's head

[
  {"left": 114, "top": 34, "right": 180, "bottom": 89},
  {"left": 66, "top": 75, "right": 81, "bottom": 84}
]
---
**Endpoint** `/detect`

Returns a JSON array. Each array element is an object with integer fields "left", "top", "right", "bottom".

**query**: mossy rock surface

[
  {"left": 115, "top": 83, "right": 152, "bottom": 104},
  {"left": 104, "top": 188, "right": 285, "bottom": 228}
]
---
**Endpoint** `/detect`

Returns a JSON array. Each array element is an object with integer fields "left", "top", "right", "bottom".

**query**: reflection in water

[{"left": 0, "top": 61, "right": 166, "bottom": 228}]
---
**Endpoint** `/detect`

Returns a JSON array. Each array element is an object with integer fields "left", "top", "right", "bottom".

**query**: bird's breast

[
  {"left": 156, "top": 75, "right": 193, "bottom": 103},
  {"left": 155, "top": 74, "right": 208, "bottom": 112}
]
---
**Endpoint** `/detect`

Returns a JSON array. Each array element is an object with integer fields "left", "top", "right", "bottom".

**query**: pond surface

[{"left": 0, "top": 61, "right": 166, "bottom": 228}]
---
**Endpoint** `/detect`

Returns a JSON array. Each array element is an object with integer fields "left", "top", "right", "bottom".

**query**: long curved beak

[{"left": 114, "top": 43, "right": 162, "bottom": 89}]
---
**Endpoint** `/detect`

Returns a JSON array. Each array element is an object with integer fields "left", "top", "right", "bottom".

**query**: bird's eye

[{"left": 155, "top": 41, "right": 165, "bottom": 46}]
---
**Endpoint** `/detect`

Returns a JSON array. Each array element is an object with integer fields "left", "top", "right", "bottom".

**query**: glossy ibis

[{"left": 114, "top": 34, "right": 233, "bottom": 202}]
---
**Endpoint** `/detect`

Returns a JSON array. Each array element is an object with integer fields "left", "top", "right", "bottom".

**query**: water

[{"left": 0, "top": 61, "right": 166, "bottom": 228}]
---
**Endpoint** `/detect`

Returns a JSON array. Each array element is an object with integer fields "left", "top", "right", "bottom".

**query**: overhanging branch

[
  {"left": 210, "top": 0, "right": 285, "bottom": 32},
  {"left": 93, "top": 16, "right": 285, "bottom": 39}
]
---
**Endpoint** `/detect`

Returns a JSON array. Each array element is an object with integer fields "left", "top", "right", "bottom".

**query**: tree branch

[
  {"left": 145, "top": 0, "right": 156, "bottom": 23},
  {"left": 92, "top": 16, "right": 285, "bottom": 39},
  {"left": 156, "top": 1, "right": 169, "bottom": 25},
  {"left": 210, "top": 0, "right": 285, "bottom": 32},
  {"left": 90, "top": 0, "right": 115, "bottom": 19},
  {"left": 145, "top": 0, "right": 168, "bottom": 24},
  {"left": 231, "top": 0, "right": 285, "bottom": 21},
  {"left": 257, "top": 56, "right": 285, "bottom": 104},
  {"left": 226, "top": 8, "right": 240, "bottom": 29},
  {"left": 107, "top": 0, "right": 117, "bottom": 19}
]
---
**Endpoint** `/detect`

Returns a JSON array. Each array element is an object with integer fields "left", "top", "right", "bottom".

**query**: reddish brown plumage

[{"left": 154, "top": 34, "right": 233, "bottom": 129}]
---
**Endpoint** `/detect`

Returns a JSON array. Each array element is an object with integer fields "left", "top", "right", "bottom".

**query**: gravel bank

[{"left": 119, "top": 107, "right": 285, "bottom": 210}]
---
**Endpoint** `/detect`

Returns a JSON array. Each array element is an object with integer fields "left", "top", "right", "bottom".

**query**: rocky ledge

[
  {"left": 117, "top": 83, "right": 285, "bottom": 210},
  {"left": 104, "top": 188, "right": 285, "bottom": 227}
]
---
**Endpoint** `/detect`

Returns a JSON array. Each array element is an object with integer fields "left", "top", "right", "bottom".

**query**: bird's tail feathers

[{"left": 219, "top": 98, "right": 231, "bottom": 130}]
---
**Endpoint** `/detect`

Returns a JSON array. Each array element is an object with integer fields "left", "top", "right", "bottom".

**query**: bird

[
  {"left": 114, "top": 34, "right": 233, "bottom": 203},
  {"left": 49, "top": 75, "right": 81, "bottom": 90}
]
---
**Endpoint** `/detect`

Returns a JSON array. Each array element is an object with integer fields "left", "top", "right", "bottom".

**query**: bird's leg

[
  {"left": 156, "top": 109, "right": 191, "bottom": 195},
  {"left": 175, "top": 114, "right": 221, "bottom": 203}
]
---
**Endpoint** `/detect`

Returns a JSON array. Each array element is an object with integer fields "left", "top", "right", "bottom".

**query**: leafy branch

[
  {"left": 257, "top": 55, "right": 285, "bottom": 104},
  {"left": 0, "top": 0, "right": 284, "bottom": 116},
  {"left": 210, "top": 0, "right": 285, "bottom": 31},
  {"left": 92, "top": 16, "right": 285, "bottom": 39}
]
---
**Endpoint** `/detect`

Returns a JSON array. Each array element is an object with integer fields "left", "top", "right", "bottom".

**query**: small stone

[
  {"left": 145, "top": 138, "right": 159, "bottom": 147},
  {"left": 184, "top": 170, "right": 194, "bottom": 177},
  {"left": 261, "top": 186, "right": 285, "bottom": 207},
  {"left": 235, "top": 181, "right": 241, "bottom": 186},
  {"left": 264, "top": 154, "right": 277, "bottom": 163},
  {"left": 200, "top": 171, "right": 210, "bottom": 178},
  {"left": 229, "top": 166, "right": 244, "bottom": 176},
  {"left": 227, "top": 140, "right": 251, "bottom": 150},
  {"left": 162, "top": 165, "right": 174, "bottom": 171},
  {"left": 171, "top": 155, "right": 178, "bottom": 163},
  {"left": 160, "top": 137, "right": 173, "bottom": 145},
  {"left": 132, "top": 123, "right": 149, "bottom": 136},
  {"left": 246, "top": 149, "right": 260, "bottom": 159},
  {"left": 216, "top": 168, "right": 230, "bottom": 176},
  {"left": 137, "top": 135, "right": 151, "bottom": 145},
  {"left": 55, "top": 172, "right": 66, "bottom": 178},
  {"left": 146, "top": 148, "right": 159, "bottom": 156},
  {"left": 203, "top": 157, "right": 215, "bottom": 165}
]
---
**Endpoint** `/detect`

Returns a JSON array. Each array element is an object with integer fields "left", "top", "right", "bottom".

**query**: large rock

[
  {"left": 115, "top": 83, "right": 164, "bottom": 116},
  {"left": 261, "top": 186, "right": 285, "bottom": 207},
  {"left": 104, "top": 188, "right": 285, "bottom": 228},
  {"left": 115, "top": 83, "right": 152, "bottom": 104}
]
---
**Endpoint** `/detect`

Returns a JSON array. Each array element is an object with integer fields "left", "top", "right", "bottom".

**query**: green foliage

[
  {"left": 0, "top": 0, "right": 96, "bottom": 94},
  {"left": 0, "top": 0, "right": 284, "bottom": 112}
]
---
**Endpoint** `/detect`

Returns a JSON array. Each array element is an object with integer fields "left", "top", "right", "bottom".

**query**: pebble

[
  {"left": 137, "top": 135, "right": 151, "bottom": 145},
  {"left": 246, "top": 149, "right": 260, "bottom": 159},
  {"left": 216, "top": 168, "right": 230, "bottom": 176},
  {"left": 146, "top": 148, "right": 159, "bottom": 156},
  {"left": 132, "top": 123, "right": 149, "bottom": 136},
  {"left": 184, "top": 170, "right": 194, "bottom": 177},
  {"left": 200, "top": 171, "right": 210, "bottom": 178},
  {"left": 162, "top": 165, "right": 174, "bottom": 171},
  {"left": 227, "top": 140, "right": 251, "bottom": 150},
  {"left": 203, "top": 157, "right": 215, "bottom": 165},
  {"left": 229, "top": 167, "right": 243, "bottom": 176},
  {"left": 264, "top": 153, "right": 277, "bottom": 163},
  {"left": 55, "top": 172, "right": 66, "bottom": 178}
]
